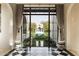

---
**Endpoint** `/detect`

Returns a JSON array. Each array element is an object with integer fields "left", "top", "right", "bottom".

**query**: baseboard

[
  {"left": 64, "top": 49, "right": 75, "bottom": 56},
  {"left": 4, "top": 49, "right": 15, "bottom": 56}
]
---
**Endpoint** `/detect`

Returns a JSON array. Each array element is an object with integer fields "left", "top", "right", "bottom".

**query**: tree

[
  {"left": 42, "top": 21, "right": 48, "bottom": 32},
  {"left": 31, "top": 22, "right": 36, "bottom": 32}
]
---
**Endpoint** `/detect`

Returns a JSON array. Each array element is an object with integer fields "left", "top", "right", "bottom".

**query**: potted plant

[
  {"left": 23, "top": 38, "right": 30, "bottom": 48},
  {"left": 34, "top": 34, "right": 47, "bottom": 47}
]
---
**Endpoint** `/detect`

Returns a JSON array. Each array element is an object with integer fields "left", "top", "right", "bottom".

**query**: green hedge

[{"left": 34, "top": 34, "right": 47, "bottom": 41}]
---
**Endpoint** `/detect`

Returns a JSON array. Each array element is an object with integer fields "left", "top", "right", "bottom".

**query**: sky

[
  {"left": 25, "top": 12, "right": 56, "bottom": 25},
  {"left": 31, "top": 15, "right": 48, "bottom": 25},
  {"left": 25, "top": 15, "right": 57, "bottom": 25}
]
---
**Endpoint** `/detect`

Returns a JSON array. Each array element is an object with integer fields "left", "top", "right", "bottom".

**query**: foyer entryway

[
  {"left": 22, "top": 4, "right": 57, "bottom": 51},
  {"left": 8, "top": 4, "right": 69, "bottom": 56}
]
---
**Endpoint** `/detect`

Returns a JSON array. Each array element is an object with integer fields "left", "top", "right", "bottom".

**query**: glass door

[
  {"left": 22, "top": 7, "right": 57, "bottom": 52},
  {"left": 23, "top": 15, "right": 31, "bottom": 51},
  {"left": 31, "top": 15, "right": 48, "bottom": 47}
]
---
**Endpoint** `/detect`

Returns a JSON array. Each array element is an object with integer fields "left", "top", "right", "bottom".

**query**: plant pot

[
  {"left": 36, "top": 40, "right": 39, "bottom": 47},
  {"left": 40, "top": 40, "right": 44, "bottom": 47}
]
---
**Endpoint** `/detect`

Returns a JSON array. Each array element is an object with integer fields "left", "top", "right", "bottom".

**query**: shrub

[
  {"left": 23, "top": 38, "right": 30, "bottom": 48},
  {"left": 34, "top": 34, "right": 47, "bottom": 41}
]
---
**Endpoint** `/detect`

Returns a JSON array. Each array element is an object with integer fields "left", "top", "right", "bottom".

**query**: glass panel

[
  {"left": 23, "top": 15, "right": 27, "bottom": 40},
  {"left": 22, "top": 15, "right": 30, "bottom": 48},
  {"left": 50, "top": 15, "right": 57, "bottom": 47},
  {"left": 31, "top": 8, "right": 48, "bottom": 10},
  {"left": 31, "top": 12, "right": 48, "bottom": 14},
  {"left": 26, "top": 15, "right": 30, "bottom": 38},
  {"left": 50, "top": 12, "right": 56, "bottom": 14},
  {"left": 50, "top": 8, "right": 56, "bottom": 10},
  {"left": 31, "top": 15, "right": 48, "bottom": 47}
]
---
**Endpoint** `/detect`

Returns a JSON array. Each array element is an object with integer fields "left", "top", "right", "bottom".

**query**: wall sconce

[{"left": 18, "top": 28, "right": 20, "bottom": 33}]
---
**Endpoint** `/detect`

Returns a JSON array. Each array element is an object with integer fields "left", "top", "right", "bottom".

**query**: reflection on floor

[
  {"left": 27, "top": 47, "right": 52, "bottom": 56},
  {"left": 9, "top": 47, "right": 70, "bottom": 56}
]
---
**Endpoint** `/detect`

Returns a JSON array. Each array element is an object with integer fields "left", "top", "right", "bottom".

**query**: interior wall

[
  {"left": 0, "top": 3, "right": 16, "bottom": 55},
  {"left": 64, "top": 4, "right": 79, "bottom": 55}
]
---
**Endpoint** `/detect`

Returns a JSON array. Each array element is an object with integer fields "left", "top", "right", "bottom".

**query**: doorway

[
  {"left": 22, "top": 5, "right": 57, "bottom": 55},
  {"left": 31, "top": 15, "right": 48, "bottom": 47}
]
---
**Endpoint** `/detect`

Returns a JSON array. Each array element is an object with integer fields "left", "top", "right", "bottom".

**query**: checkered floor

[{"left": 9, "top": 47, "right": 70, "bottom": 56}]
